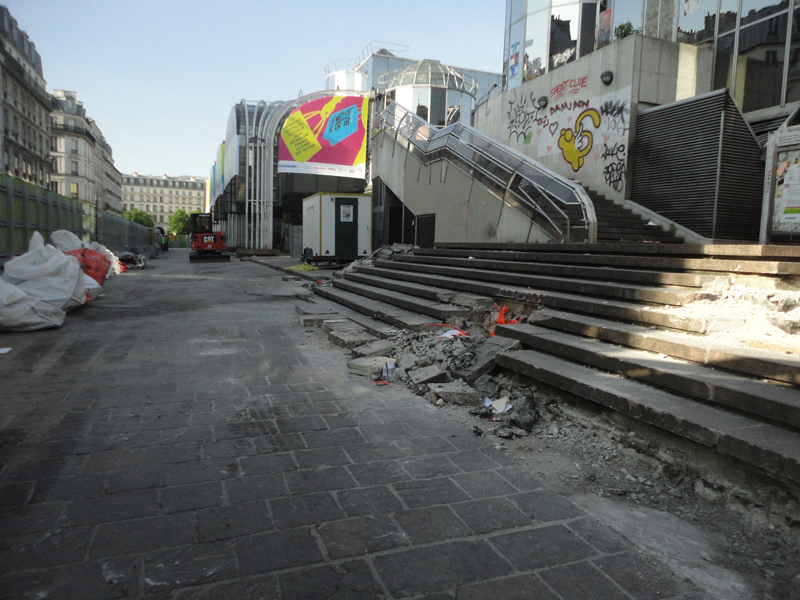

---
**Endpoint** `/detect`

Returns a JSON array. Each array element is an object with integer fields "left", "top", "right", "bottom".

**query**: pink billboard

[{"left": 277, "top": 95, "right": 369, "bottom": 179}]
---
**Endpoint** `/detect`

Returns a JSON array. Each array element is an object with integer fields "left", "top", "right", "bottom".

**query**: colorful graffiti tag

[{"left": 557, "top": 109, "right": 601, "bottom": 172}]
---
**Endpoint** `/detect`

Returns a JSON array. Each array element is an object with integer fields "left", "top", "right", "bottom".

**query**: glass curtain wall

[
  {"left": 505, "top": 0, "right": 647, "bottom": 90},
  {"left": 505, "top": 0, "right": 797, "bottom": 112},
  {"left": 678, "top": 0, "right": 795, "bottom": 112}
]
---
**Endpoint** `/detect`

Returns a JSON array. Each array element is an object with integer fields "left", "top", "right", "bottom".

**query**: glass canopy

[{"left": 378, "top": 60, "right": 480, "bottom": 98}]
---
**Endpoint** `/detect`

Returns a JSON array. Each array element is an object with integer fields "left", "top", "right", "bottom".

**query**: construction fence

[{"left": 0, "top": 175, "right": 151, "bottom": 260}]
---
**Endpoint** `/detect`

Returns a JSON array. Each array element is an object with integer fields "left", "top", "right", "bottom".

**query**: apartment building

[
  {"left": 50, "top": 90, "right": 122, "bottom": 213},
  {"left": 0, "top": 5, "right": 52, "bottom": 187},
  {"left": 121, "top": 173, "right": 205, "bottom": 230}
]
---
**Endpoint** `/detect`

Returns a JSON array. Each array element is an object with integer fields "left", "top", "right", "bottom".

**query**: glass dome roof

[{"left": 378, "top": 60, "right": 479, "bottom": 98}]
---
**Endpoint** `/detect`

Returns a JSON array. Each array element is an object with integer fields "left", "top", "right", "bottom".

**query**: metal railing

[{"left": 374, "top": 102, "right": 597, "bottom": 243}]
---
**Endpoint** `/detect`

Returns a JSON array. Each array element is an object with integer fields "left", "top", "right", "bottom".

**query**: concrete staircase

[
  {"left": 311, "top": 243, "right": 800, "bottom": 485},
  {"left": 564, "top": 189, "right": 684, "bottom": 243}
]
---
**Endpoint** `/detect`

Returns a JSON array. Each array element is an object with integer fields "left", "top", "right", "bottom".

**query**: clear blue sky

[{"left": 7, "top": 0, "right": 505, "bottom": 178}]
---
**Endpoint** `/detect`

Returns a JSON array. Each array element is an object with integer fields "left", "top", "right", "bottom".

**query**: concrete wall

[
  {"left": 373, "top": 131, "right": 551, "bottom": 244},
  {"left": 473, "top": 35, "right": 713, "bottom": 201}
]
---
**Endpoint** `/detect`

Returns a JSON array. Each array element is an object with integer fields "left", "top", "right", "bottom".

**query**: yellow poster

[{"left": 281, "top": 111, "right": 322, "bottom": 163}]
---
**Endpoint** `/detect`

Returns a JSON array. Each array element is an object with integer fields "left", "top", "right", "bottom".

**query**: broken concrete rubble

[
  {"left": 408, "top": 364, "right": 449, "bottom": 385},
  {"left": 338, "top": 244, "right": 418, "bottom": 277},
  {"left": 427, "top": 380, "right": 481, "bottom": 405},
  {"left": 346, "top": 355, "right": 394, "bottom": 376},
  {"left": 351, "top": 339, "right": 396, "bottom": 358},
  {"left": 328, "top": 330, "right": 377, "bottom": 348},
  {"left": 452, "top": 336, "right": 521, "bottom": 383},
  {"left": 396, "top": 353, "right": 418, "bottom": 369},
  {"left": 298, "top": 313, "right": 346, "bottom": 327}
]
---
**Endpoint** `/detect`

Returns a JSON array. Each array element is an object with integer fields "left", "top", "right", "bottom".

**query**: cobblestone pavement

[{"left": 0, "top": 251, "right": 694, "bottom": 599}]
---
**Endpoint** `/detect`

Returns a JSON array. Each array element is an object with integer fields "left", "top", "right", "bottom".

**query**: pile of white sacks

[{"left": 0, "top": 230, "right": 121, "bottom": 332}]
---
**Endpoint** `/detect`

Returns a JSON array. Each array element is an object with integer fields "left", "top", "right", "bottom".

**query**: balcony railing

[{"left": 51, "top": 123, "right": 96, "bottom": 144}]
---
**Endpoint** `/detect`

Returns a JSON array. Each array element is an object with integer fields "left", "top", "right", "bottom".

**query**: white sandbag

[
  {"left": 89, "top": 241, "right": 120, "bottom": 276},
  {"left": 1, "top": 239, "right": 86, "bottom": 312},
  {"left": 0, "top": 279, "right": 65, "bottom": 331},
  {"left": 83, "top": 273, "right": 104, "bottom": 300},
  {"left": 29, "top": 231, "right": 45, "bottom": 252},
  {"left": 50, "top": 229, "right": 85, "bottom": 252}
]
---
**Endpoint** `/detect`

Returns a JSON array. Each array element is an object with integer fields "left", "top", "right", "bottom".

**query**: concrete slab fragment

[
  {"left": 299, "top": 314, "right": 346, "bottom": 327},
  {"left": 347, "top": 356, "right": 394, "bottom": 376},
  {"left": 329, "top": 330, "right": 378, "bottom": 348},
  {"left": 428, "top": 381, "right": 481, "bottom": 405},
  {"left": 452, "top": 337, "right": 521, "bottom": 383},
  {"left": 409, "top": 364, "right": 449, "bottom": 385},
  {"left": 352, "top": 340, "right": 396, "bottom": 358}
]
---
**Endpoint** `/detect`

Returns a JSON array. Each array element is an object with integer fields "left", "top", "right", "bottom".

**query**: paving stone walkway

[{"left": 0, "top": 251, "right": 693, "bottom": 599}]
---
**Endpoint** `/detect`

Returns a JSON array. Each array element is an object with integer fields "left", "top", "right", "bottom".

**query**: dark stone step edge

[
  {"left": 392, "top": 254, "right": 713, "bottom": 288},
  {"left": 496, "top": 349, "right": 800, "bottom": 485},
  {"left": 496, "top": 324, "right": 800, "bottom": 429},
  {"left": 501, "top": 312, "right": 800, "bottom": 387},
  {"left": 355, "top": 265, "right": 734, "bottom": 334},
  {"left": 414, "top": 248, "right": 800, "bottom": 276},
  {"left": 379, "top": 260, "right": 714, "bottom": 306}
]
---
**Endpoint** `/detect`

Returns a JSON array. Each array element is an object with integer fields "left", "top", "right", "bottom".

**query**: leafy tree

[
  {"left": 615, "top": 22, "right": 640, "bottom": 39},
  {"left": 168, "top": 209, "right": 201, "bottom": 235},
  {"left": 122, "top": 209, "right": 154, "bottom": 228}
]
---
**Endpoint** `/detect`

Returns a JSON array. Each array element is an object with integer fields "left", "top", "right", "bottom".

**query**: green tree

[
  {"left": 614, "top": 22, "right": 639, "bottom": 39},
  {"left": 122, "top": 209, "right": 154, "bottom": 228},
  {"left": 168, "top": 209, "right": 199, "bottom": 235}
]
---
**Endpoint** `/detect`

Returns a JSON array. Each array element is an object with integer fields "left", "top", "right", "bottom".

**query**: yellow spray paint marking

[{"left": 558, "top": 108, "right": 601, "bottom": 172}]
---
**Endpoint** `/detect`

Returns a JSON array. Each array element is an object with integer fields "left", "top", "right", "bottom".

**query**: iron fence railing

[
  {"left": 0, "top": 175, "right": 150, "bottom": 260},
  {"left": 374, "top": 102, "right": 597, "bottom": 243}
]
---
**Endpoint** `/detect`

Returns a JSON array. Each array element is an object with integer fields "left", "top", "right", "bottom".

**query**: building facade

[
  {"left": 0, "top": 5, "right": 51, "bottom": 187},
  {"left": 50, "top": 90, "right": 122, "bottom": 213},
  {"left": 503, "top": 0, "right": 799, "bottom": 116},
  {"left": 121, "top": 173, "right": 205, "bottom": 231},
  {"left": 326, "top": 42, "right": 503, "bottom": 120}
]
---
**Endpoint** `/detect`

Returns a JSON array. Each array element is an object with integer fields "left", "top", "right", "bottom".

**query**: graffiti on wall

[
  {"left": 558, "top": 109, "right": 601, "bottom": 172},
  {"left": 601, "top": 141, "right": 626, "bottom": 191},
  {"left": 505, "top": 81, "right": 632, "bottom": 193},
  {"left": 506, "top": 90, "right": 541, "bottom": 144}
]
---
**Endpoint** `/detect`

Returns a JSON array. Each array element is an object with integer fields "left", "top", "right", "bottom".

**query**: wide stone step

[
  {"left": 312, "top": 285, "right": 434, "bottom": 330},
  {"left": 344, "top": 271, "right": 493, "bottom": 310},
  {"left": 496, "top": 349, "right": 800, "bottom": 484},
  {"left": 354, "top": 265, "right": 743, "bottom": 334},
  {"left": 332, "top": 279, "right": 471, "bottom": 321},
  {"left": 595, "top": 223, "right": 677, "bottom": 232},
  {"left": 416, "top": 248, "right": 800, "bottom": 276},
  {"left": 382, "top": 259, "right": 713, "bottom": 306},
  {"left": 498, "top": 312, "right": 800, "bottom": 386},
  {"left": 392, "top": 255, "right": 712, "bottom": 288},
  {"left": 433, "top": 242, "right": 800, "bottom": 260},
  {"left": 495, "top": 324, "right": 800, "bottom": 429}
]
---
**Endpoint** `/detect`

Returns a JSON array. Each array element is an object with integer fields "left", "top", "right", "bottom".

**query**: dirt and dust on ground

[
  {"left": 319, "top": 268, "right": 800, "bottom": 600},
  {"left": 672, "top": 274, "right": 800, "bottom": 354}
]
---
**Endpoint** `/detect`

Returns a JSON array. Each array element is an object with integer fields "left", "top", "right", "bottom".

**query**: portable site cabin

[{"left": 302, "top": 193, "right": 371, "bottom": 262}]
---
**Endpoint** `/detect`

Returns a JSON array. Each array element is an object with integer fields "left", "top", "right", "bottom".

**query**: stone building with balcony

[
  {"left": 49, "top": 90, "right": 122, "bottom": 214},
  {"left": 121, "top": 173, "right": 205, "bottom": 231},
  {"left": 0, "top": 5, "right": 52, "bottom": 187}
]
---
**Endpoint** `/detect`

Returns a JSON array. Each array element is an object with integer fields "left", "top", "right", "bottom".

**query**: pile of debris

[
  {"left": 336, "top": 244, "right": 418, "bottom": 277},
  {"left": 344, "top": 306, "right": 545, "bottom": 442},
  {"left": 0, "top": 230, "right": 125, "bottom": 332}
]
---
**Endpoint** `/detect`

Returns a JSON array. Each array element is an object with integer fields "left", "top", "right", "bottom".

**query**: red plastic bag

[{"left": 64, "top": 249, "right": 111, "bottom": 285}]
